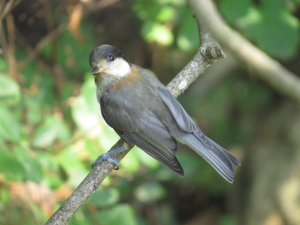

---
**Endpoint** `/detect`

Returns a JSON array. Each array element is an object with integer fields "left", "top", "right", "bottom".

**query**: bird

[{"left": 89, "top": 44, "right": 240, "bottom": 183}]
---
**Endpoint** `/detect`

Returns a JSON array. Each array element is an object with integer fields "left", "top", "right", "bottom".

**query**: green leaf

[
  {"left": 254, "top": 8, "right": 299, "bottom": 59},
  {"left": 234, "top": 7, "right": 261, "bottom": 39},
  {"left": 0, "top": 106, "right": 21, "bottom": 142},
  {"left": 156, "top": 6, "right": 176, "bottom": 23},
  {"left": 153, "top": 25, "right": 174, "bottom": 46},
  {"left": 36, "top": 73, "right": 56, "bottom": 105},
  {"left": 71, "top": 74, "right": 102, "bottom": 131},
  {"left": 81, "top": 74, "right": 100, "bottom": 114},
  {"left": 58, "top": 147, "right": 89, "bottom": 187},
  {"left": 69, "top": 210, "right": 94, "bottom": 225},
  {"left": 96, "top": 204, "right": 138, "bottom": 225},
  {"left": 218, "top": 214, "right": 237, "bottom": 225},
  {"left": 0, "top": 74, "right": 21, "bottom": 105},
  {"left": 134, "top": 182, "right": 166, "bottom": 203},
  {"left": 0, "top": 58, "right": 8, "bottom": 71},
  {"left": 141, "top": 21, "right": 174, "bottom": 46},
  {"left": 97, "top": 123, "right": 119, "bottom": 153},
  {"left": 14, "top": 148, "right": 43, "bottom": 184},
  {"left": 0, "top": 149, "right": 26, "bottom": 181},
  {"left": 220, "top": 0, "right": 253, "bottom": 23},
  {"left": 136, "top": 148, "right": 159, "bottom": 169},
  {"left": 33, "top": 116, "right": 71, "bottom": 148},
  {"left": 36, "top": 151, "right": 59, "bottom": 171},
  {"left": 220, "top": 0, "right": 300, "bottom": 59},
  {"left": 88, "top": 187, "right": 120, "bottom": 207},
  {"left": 72, "top": 95, "right": 100, "bottom": 131},
  {"left": 119, "top": 147, "right": 140, "bottom": 173},
  {"left": 24, "top": 96, "right": 42, "bottom": 125},
  {"left": 260, "top": 0, "right": 284, "bottom": 12},
  {"left": 0, "top": 187, "right": 10, "bottom": 204},
  {"left": 177, "top": 15, "right": 199, "bottom": 51},
  {"left": 42, "top": 174, "right": 63, "bottom": 189}
]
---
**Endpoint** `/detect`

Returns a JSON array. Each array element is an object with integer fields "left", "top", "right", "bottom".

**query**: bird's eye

[{"left": 108, "top": 54, "right": 115, "bottom": 62}]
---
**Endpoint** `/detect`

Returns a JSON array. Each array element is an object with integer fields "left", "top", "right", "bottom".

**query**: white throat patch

[{"left": 105, "top": 58, "right": 131, "bottom": 78}]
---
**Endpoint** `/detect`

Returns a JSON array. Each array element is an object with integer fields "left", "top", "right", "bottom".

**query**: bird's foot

[
  {"left": 92, "top": 145, "right": 126, "bottom": 170},
  {"left": 92, "top": 153, "right": 120, "bottom": 170}
]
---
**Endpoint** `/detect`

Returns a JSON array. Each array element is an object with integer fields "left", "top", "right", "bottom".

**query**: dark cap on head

[{"left": 89, "top": 45, "right": 127, "bottom": 67}]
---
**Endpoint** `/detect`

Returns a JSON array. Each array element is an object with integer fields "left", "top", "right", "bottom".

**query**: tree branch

[
  {"left": 45, "top": 15, "right": 225, "bottom": 225},
  {"left": 188, "top": 0, "right": 300, "bottom": 104},
  {"left": 0, "top": 0, "right": 21, "bottom": 23}
]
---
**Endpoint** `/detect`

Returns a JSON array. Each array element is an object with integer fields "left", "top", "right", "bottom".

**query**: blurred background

[{"left": 0, "top": 0, "right": 300, "bottom": 224}]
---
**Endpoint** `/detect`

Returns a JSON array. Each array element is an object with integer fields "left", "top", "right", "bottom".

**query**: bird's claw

[
  {"left": 92, "top": 153, "right": 120, "bottom": 170},
  {"left": 107, "top": 157, "right": 119, "bottom": 170}
]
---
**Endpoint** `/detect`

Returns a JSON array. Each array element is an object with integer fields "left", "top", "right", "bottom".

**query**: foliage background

[{"left": 0, "top": 0, "right": 299, "bottom": 224}]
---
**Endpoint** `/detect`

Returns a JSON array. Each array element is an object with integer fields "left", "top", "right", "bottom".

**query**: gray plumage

[{"left": 90, "top": 45, "right": 240, "bottom": 183}]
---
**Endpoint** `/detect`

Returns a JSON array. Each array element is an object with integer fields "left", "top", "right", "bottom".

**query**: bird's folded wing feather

[
  {"left": 101, "top": 103, "right": 184, "bottom": 176},
  {"left": 123, "top": 131, "right": 184, "bottom": 176},
  {"left": 156, "top": 86, "right": 213, "bottom": 149}
]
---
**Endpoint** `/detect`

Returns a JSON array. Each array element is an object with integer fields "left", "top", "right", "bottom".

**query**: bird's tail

[{"left": 180, "top": 133, "right": 240, "bottom": 183}]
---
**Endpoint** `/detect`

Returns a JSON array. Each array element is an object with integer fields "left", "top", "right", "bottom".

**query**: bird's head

[{"left": 89, "top": 45, "right": 131, "bottom": 78}]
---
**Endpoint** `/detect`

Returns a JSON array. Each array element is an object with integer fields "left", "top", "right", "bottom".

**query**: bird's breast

[{"left": 112, "top": 66, "right": 142, "bottom": 90}]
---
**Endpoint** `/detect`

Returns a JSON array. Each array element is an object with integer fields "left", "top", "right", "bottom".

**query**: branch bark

[
  {"left": 45, "top": 15, "right": 226, "bottom": 225},
  {"left": 188, "top": 0, "right": 300, "bottom": 104},
  {"left": 0, "top": 0, "right": 21, "bottom": 23}
]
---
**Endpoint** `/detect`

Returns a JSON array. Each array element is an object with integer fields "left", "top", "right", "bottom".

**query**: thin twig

[
  {"left": 0, "top": 0, "right": 22, "bottom": 23},
  {"left": 6, "top": 14, "right": 19, "bottom": 80}
]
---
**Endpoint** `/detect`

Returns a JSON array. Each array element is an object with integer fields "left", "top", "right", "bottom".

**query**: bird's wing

[
  {"left": 156, "top": 86, "right": 213, "bottom": 149},
  {"left": 100, "top": 94, "right": 184, "bottom": 176},
  {"left": 123, "top": 131, "right": 184, "bottom": 176}
]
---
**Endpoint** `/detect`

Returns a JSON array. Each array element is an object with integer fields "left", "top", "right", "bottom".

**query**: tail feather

[
  {"left": 206, "top": 137, "right": 240, "bottom": 167},
  {"left": 181, "top": 133, "right": 239, "bottom": 183}
]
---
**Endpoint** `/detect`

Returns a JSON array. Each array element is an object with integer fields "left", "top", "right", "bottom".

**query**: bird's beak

[{"left": 91, "top": 66, "right": 107, "bottom": 75}]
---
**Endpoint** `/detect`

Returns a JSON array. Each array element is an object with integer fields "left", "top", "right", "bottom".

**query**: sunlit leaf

[
  {"left": 72, "top": 95, "right": 100, "bottom": 132},
  {"left": 81, "top": 74, "right": 99, "bottom": 114},
  {"left": 71, "top": 74, "right": 102, "bottom": 132},
  {"left": 24, "top": 96, "right": 42, "bottom": 125},
  {"left": 33, "top": 116, "right": 71, "bottom": 148},
  {"left": 120, "top": 147, "right": 140, "bottom": 172},
  {"left": 0, "top": 106, "right": 21, "bottom": 142},
  {"left": 97, "top": 122, "right": 119, "bottom": 151},
  {"left": 0, "top": 74, "right": 21, "bottom": 105},
  {"left": 0, "top": 187, "right": 10, "bottom": 204},
  {"left": 141, "top": 21, "right": 174, "bottom": 46},
  {"left": 235, "top": 7, "right": 261, "bottom": 39},
  {"left": 0, "top": 149, "right": 26, "bottom": 181},
  {"left": 177, "top": 15, "right": 199, "bottom": 51},
  {"left": 156, "top": 6, "right": 176, "bottom": 23},
  {"left": 14, "top": 148, "right": 43, "bottom": 184},
  {"left": 154, "top": 24, "right": 174, "bottom": 46},
  {"left": 36, "top": 151, "right": 59, "bottom": 171},
  {"left": 136, "top": 148, "right": 159, "bottom": 169},
  {"left": 141, "top": 20, "right": 159, "bottom": 43}
]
